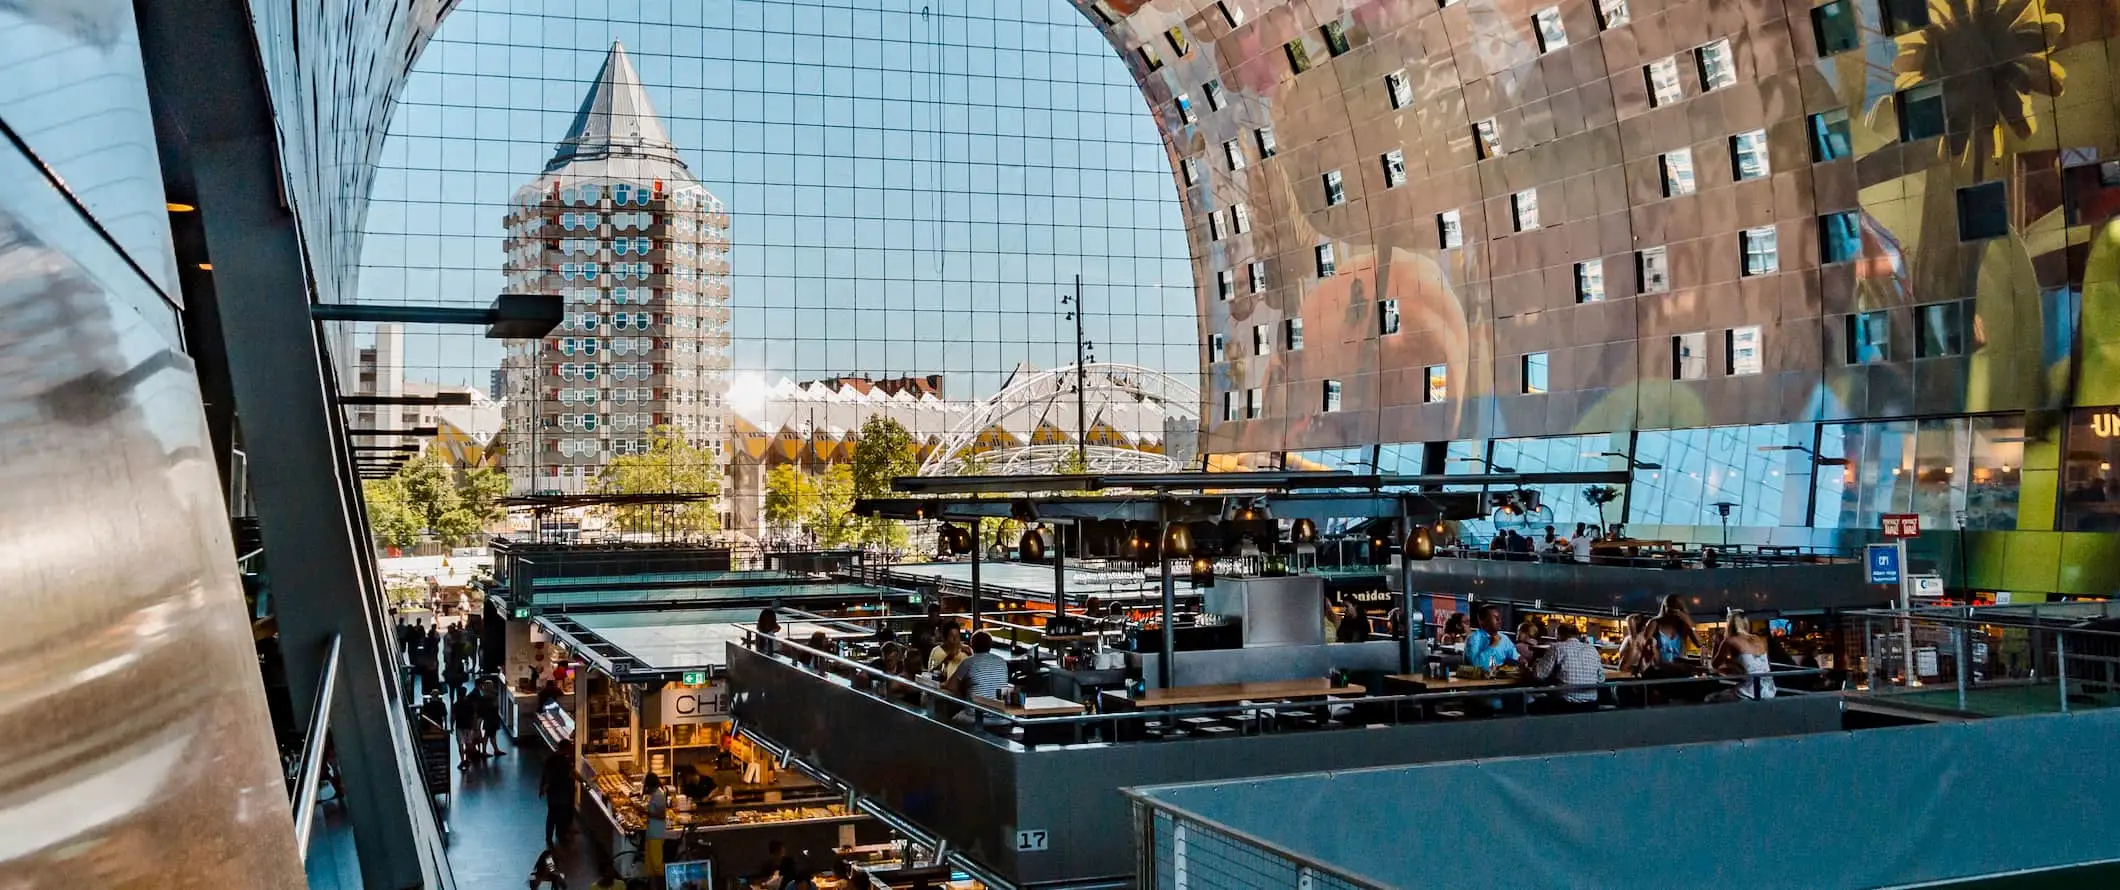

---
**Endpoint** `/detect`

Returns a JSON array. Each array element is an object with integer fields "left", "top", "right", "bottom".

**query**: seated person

[
  {"left": 1529, "top": 623, "right": 1605, "bottom": 713},
  {"left": 1464, "top": 604, "right": 1520, "bottom": 673},
  {"left": 926, "top": 625, "right": 969, "bottom": 680},
  {"left": 1334, "top": 600, "right": 1371, "bottom": 643},
  {"left": 945, "top": 631, "right": 1011, "bottom": 715}
]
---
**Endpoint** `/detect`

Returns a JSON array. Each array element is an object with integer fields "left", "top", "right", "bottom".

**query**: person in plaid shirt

[{"left": 1531, "top": 623, "right": 1606, "bottom": 713}]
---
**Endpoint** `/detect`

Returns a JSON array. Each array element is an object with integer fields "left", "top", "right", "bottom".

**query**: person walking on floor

[
  {"left": 540, "top": 740, "right": 578, "bottom": 847},
  {"left": 477, "top": 677, "right": 508, "bottom": 757}
]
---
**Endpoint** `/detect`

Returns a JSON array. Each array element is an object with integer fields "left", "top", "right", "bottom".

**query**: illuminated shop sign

[{"left": 2094, "top": 412, "right": 2120, "bottom": 438}]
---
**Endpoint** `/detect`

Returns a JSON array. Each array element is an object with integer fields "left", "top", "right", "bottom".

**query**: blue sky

[{"left": 356, "top": 0, "right": 1196, "bottom": 399}]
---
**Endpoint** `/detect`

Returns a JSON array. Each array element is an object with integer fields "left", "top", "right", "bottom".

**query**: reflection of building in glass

[
  {"left": 497, "top": 42, "right": 731, "bottom": 495},
  {"left": 353, "top": 323, "right": 502, "bottom": 469}
]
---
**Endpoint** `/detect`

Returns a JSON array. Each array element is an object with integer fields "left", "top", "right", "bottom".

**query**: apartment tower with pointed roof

[{"left": 498, "top": 41, "right": 732, "bottom": 496}]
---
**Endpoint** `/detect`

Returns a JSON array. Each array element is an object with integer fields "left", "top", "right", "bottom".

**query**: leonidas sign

[{"left": 661, "top": 682, "right": 729, "bottom": 725}]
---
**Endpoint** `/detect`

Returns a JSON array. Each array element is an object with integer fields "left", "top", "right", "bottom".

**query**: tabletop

[
  {"left": 976, "top": 695, "right": 1088, "bottom": 717},
  {"left": 1124, "top": 678, "right": 1366, "bottom": 707},
  {"left": 1387, "top": 673, "right": 1524, "bottom": 691}
]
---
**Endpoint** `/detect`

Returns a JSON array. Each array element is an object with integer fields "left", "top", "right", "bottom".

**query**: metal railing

[
  {"left": 1847, "top": 606, "right": 2120, "bottom": 716},
  {"left": 741, "top": 618, "right": 1826, "bottom": 747},
  {"left": 290, "top": 634, "right": 342, "bottom": 859},
  {"left": 1436, "top": 542, "right": 1857, "bottom": 568},
  {"left": 1131, "top": 795, "right": 1388, "bottom": 890}
]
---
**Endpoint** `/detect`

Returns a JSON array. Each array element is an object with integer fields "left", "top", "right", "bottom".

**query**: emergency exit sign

[{"left": 682, "top": 671, "right": 707, "bottom": 686}]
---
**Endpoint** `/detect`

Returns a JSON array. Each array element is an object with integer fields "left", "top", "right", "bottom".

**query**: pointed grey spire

[{"left": 544, "top": 41, "right": 688, "bottom": 173}]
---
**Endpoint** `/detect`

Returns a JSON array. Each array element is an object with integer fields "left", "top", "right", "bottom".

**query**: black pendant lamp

[
  {"left": 1405, "top": 523, "right": 1436, "bottom": 561},
  {"left": 1163, "top": 522, "right": 1193, "bottom": 558},
  {"left": 1020, "top": 526, "right": 1047, "bottom": 562},
  {"left": 1290, "top": 517, "right": 1318, "bottom": 545}
]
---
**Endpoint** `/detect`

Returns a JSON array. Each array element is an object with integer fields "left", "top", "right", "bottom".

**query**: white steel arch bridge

[{"left": 917, "top": 363, "right": 1199, "bottom": 477}]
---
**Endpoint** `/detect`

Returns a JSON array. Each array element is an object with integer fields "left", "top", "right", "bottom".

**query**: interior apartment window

[
  {"left": 1167, "top": 26, "right": 1190, "bottom": 54},
  {"left": 1286, "top": 38, "right": 1314, "bottom": 73},
  {"left": 1848, "top": 310, "right": 1890, "bottom": 363},
  {"left": 1245, "top": 388, "right": 1262, "bottom": 418},
  {"left": 1379, "top": 298, "right": 1402, "bottom": 335},
  {"left": 1317, "top": 243, "right": 1337, "bottom": 277},
  {"left": 1576, "top": 258, "right": 1606, "bottom": 303},
  {"left": 1917, "top": 302, "right": 1965, "bottom": 357},
  {"left": 1809, "top": 108, "right": 1853, "bottom": 161},
  {"left": 1323, "top": 170, "right": 1347, "bottom": 206},
  {"left": 1672, "top": 331, "right": 1708, "bottom": 380},
  {"left": 1256, "top": 127, "right": 1278, "bottom": 157},
  {"left": 1812, "top": 0, "right": 1859, "bottom": 55},
  {"left": 1425, "top": 365, "right": 1448, "bottom": 402},
  {"left": 1646, "top": 57, "right": 1683, "bottom": 107},
  {"left": 1382, "top": 149, "right": 1408, "bottom": 188},
  {"left": 1203, "top": 80, "right": 1225, "bottom": 111},
  {"left": 1438, "top": 209, "right": 1464, "bottom": 248},
  {"left": 1898, "top": 82, "right": 1945, "bottom": 141},
  {"left": 1638, "top": 246, "right": 1671, "bottom": 293},
  {"left": 1512, "top": 189, "right": 1540, "bottom": 231},
  {"left": 1285, "top": 317, "right": 1305, "bottom": 350},
  {"left": 1254, "top": 324, "right": 1271, "bottom": 356},
  {"left": 1661, "top": 148, "right": 1697, "bottom": 196},
  {"left": 1222, "top": 391, "right": 1238, "bottom": 421},
  {"left": 1474, "top": 118, "right": 1503, "bottom": 159},
  {"left": 1217, "top": 268, "right": 1235, "bottom": 299},
  {"left": 1731, "top": 129, "right": 1770, "bottom": 180},
  {"left": 1091, "top": 2, "right": 1119, "bottom": 24},
  {"left": 1387, "top": 70, "right": 1412, "bottom": 109},
  {"left": 1181, "top": 157, "right": 1200, "bottom": 185},
  {"left": 1696, "top": 39, "right": 1737, "bottom": 91},
  {"left": 1596, "top": 0, "right": 1630, "bottom": 28},
  {"left": 1177, "top": 93, "right": 1197, "bottom": 124},
  {"left": 1218, "top": 1, "right": 1242, "bottom": 27},
  {"left": 1322, "top": 380, "right": 1343, "bottom": 412},
  {"left": 1249, "top": 260, "right": 1269, "bottom": 292},
  {"left": 1957, "top": 181, "right": 2008, "bottom": 241},
  {"left": 1139, "top": 45, "right": 1163, "bottom": 71},
  {"left": 1224, "top": 139, "right": 1246, "bottom": 171},
  {"left": 1210, "top": 333, "right": 1226, "bottom": 362},
  {"left": 1534, "top": 8, "right": 1569, "bottom": 52},
  {"left": 1523, "top": 353, "right": 1551, "bottom": 394},
  {"left": 1882, "top": 0, "right": 1930, "bottom": 34},
  {"left": 1232, "top": 203, "right": 1252, "bottom": 233},
  {"left": 1821, "top": 211, "right": 1862, "bottom": 264},
  {"left": 1728, "top": 325, "right": 1763, "bottom": 375},
  {"left": 1741, "top": 225, "right": 1780, "bottom": 276},
  {"left": 1209, "top": 209, "right": 1226, "bottom": 241},
  {"left": 1322, "top": 21, "right": 1351, "bottom": 56}
]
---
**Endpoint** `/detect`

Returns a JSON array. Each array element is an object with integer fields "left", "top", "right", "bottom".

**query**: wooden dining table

[
  {"left": 975, "top": 694, "right": 1088, "bottom": 718},
  {"left": 1117, "top": 677, "right": 1367, "bottom": 708}
]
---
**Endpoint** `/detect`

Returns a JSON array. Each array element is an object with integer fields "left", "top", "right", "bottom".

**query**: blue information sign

[{"left": 1866, "top": 544, "right": 1902, "bottom": 585}]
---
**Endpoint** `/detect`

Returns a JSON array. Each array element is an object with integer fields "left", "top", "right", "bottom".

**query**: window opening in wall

[
  {"left": 1203, "top": 80, "right": 1225, "bottom": 111},
  {"left": 1957, "top": 181, "right": 2008, "bottom": 241},
  {"left": 1322, "top": 379, "right": 1343, "bottom": 412},
  {"left": 1425, "top": 365, "right": 1448, "bottom": 402},
  {"left": 1646, "top": 57, "right": 1683, "bottom": 106},
  {"left": 1741, "top": 225, "right": 1779, "bottom": 276},
  {"left": 1512, "top": 189, "right": 1540, "bottom": 231},
  {"left": 1673, "top": 332, "right": 1708, "bottom": 380},
  {"left": 1849, "top": 310, "right": 1890, "bottom": 363},
  {"left": 1181, "top": 156, "right": 1200, "bottom": 185},
  {"left": 1209, "top": 209, "right": 1225, "bottom": 241},
  {"left": 1474, "top": 118, "right": 1503, "bottom": 158},
  {"left": 1731, "top": 129, "right": 1770, "bottom": 180},
  {"left": 1661, "top": 148, "right": 1697, "bottom": 196},
  {"left": 1224, "top": 139, "right": 1246, "bottom": 170},
  {"left": 1439, "top": 209, "right": 1464, "bottom": 248},
  {"left": 1882, "top": 0, "right": 1929, "bottom": 35},
  {"left": 1379, "top": 298, "right": 1401, "bottom": 335},
  {"left": 1576, "top": 259, "right": 1606, "bottom": 303},
  {"left": 1177, "top": 93, "right": 1197, "bottom": 124},
  {"left": 1166, "top": 26, "right": 1190, "bottom": 55},
  {"left": 1387, "top": 70, "right": 1412, "bottom": 108},
  {"left": 1696, "top": 39, "right": 1736, "bottom": 91},
  {"left": 1821, "top": 211, "right": 1862, "bottom": 264},
  {"left": 1523, "top": 353, "right": 1550, "bottom": 394},
  {"left": 1286, "top": 39, "right": 1313, "bottom": 73},
  {"left": 1210, "top": 334, "right": 1226, "bottom": 361},
  {"left": 1317, "top": 243, "right": 1337, "bottom": 277},
  {"left": 1222, "top": 391, "right": 1237, "bottom": 421},
  {"left": 1139, "top": 44, "right": 1163, "bottom": 71},
  {"left": 1596, "top": 0, "right": 1630, "bottom": 29},
  {"left": 1383, "top": 149, "right": 1407, "bottom": 188},
  {"left": 1322, "top": 21, "right": 1351, "bottom": 56},
  {"left": 1249, "top": 260, "right": 1269, "bottom": 292},
  {"left": 1232, "top": 203, "right": 1251, "bottom": 233},
  {"left": 1638, "top": 245, "right": 1670, "bottom": 292},
  {"left": 1728, "top": 326, "right": 1763, "bottom": 375},
  {"left": 1217, "top": 269, "right": 1235, "bottom": 300},
  {"left": 1245, "top": 387, "right": 1262, "bottom": 418},
  {"left": 1813, "top": 1, "right": 1858, "bottom": 55},
  {"left": 1534, "top": 8, "right": 1569, "bottom": 52},
  {"left": 1285, "top": 317, "right": 1305, "bottom": 350},
  {"left": 1810, "top": 107, "right": 1853, "bottom": 161},
  {"left": 1253, "top": 324, "right": 1271, "bottom": 356},
  {"left": 1091, "top": 2, "right": 1119, "bottom": 25},
  {"left": 1255, "top": 127, "right": 1278, "bottom": 157},
  {"left": 1898, "top": 82, "right": 1945, "bottom": 141},
  {"left": 1323, "top": 170, "right": 1346, "bottom": 206},
  {"left": 1917, "top": 302, "right": 1965, "bottom": 357}
]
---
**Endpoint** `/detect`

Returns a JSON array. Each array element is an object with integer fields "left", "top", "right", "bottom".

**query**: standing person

[
  {"left": 451, "top": 686, "right": 482, "bottom": 769},
  {"left": 1571, "top": 524, "right": 1597, "bottom": 563},
  {"left": 641, "top": 772, "right": 672, "bottom": 879},
  {"left": 1710, "top": 610, "right": 1778, "bottom": 701},
  {"left": 1529, "top": 623, "right": 1606, "bottom": 713},
  {"left": 478, "top": 677, "right": 508, "bottom": 757},
  {"left": 443, "top": 648, "right": 470, "bottom": 701},
  {"left": 909, "top": 602, "right": 947, "bottom": 654},
  {"left": 755, "top": 608, "right": 782, "bottom": 658},
  {"left": 539, "top": 740, "right": 578, "bottom": 847},
  {"left": 1541, "top": 525, "right": 1559, "bottom": 553}
]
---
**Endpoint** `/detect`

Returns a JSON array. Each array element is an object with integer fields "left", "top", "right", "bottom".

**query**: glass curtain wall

[
  {"left": 1630, "top": 424, "right": 1807, "bottom": 532},
  {"left": 1812, "top": 415, "right": 2025, "bottom": 532}
]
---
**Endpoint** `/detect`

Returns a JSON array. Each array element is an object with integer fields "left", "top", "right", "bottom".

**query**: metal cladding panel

[{"left": 1395, "top": 556, "right": 1880, "bottom": 613}]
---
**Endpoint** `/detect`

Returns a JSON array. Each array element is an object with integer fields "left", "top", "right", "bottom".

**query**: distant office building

[{"left": 498, "top": 41, "right": 732, "bottom": 495}]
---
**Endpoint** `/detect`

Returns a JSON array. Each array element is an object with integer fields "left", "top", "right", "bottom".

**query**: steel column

[
  {"left": 1159, "top": 512, "right": 1176, "bottom": 688},
  {"left": 970, "top": 532, "right": 983, "bottom": 631}
]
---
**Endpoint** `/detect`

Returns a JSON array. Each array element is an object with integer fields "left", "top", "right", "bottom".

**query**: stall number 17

[{"left": 1015, "top": 829, "right": 1049, "bottom": 852}]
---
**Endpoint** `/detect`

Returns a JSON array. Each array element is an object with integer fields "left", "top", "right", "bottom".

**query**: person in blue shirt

[{"left": 1464, "top": 604, "right": 1520, "bottom": 673}]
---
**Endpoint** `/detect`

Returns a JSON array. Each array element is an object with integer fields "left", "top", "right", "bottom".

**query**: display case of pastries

[{"left": 533, "top": 703, "right": 574, "bottom": 747}]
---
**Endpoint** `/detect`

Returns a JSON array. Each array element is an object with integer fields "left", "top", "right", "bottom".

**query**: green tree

[
  {"left": 762, "top": 465, "right": 819, "bottom": 540},
  {"left": 362, "top": 478, "right": 423, "bottom": 550},
  {"left": 1053, "top": 449, "right": 1089, "bottom": 476},
  {"left": 850, "top": 416, "right": 920, "bottom": 548},
  {"left": 596, "top": 425, "right": 722, "bottom": 536},
  {"left": 458, "top": 465, "right": 510, "bottom": 527},
  {"left": 397, "top": 453, "right": 464, "bottom": 532},
  {"left": 809, "top": 464, "right": 861, "bottom": 548}
]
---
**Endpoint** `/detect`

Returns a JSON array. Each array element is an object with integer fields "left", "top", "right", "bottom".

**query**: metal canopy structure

[
  {"left": 308, "top": 292, "right": 564, "bottom": 339},
  {"left": 915, "top": 362, "right": 1199, "bottom": 477},
  {"left": 336, "top": 392, "right": 474, "bottom": 407}
]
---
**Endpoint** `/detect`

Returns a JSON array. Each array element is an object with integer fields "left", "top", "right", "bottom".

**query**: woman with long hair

[
  {"left": 1615, "top": 613, "right": 1654, "bottom": 673},
  {"left": 1710, "top": 610, "right": 1778, "bottom": 701},
  {"left": 1647, "top": 595, "right": 1705, "bottom": 666}
]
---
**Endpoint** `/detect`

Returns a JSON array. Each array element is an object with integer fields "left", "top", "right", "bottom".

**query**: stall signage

[
  {"left": 1345, "top": 591, "right": 1397, "bottom": 603},
  {"left": 1015, "top": 829, "right": 1050, "bottom": 852},
  {"left": 1865, "top": 544, "right": 1902, "bottom": 585},
  {"left": 1881, "top": 513, "right": 1921, "bottom": 537},
  {"left": 1911, "top": 575, "right": 1946, "bottom": 598},
  {"left": 1076, "top": 570, "right": 1148, "bottom": 586},
  {"left": 2093, "top": 412, "right": 2120, "bottom": 438},
  {"left": 662, "top": 683, "right": 729, "bottom": 725}
]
